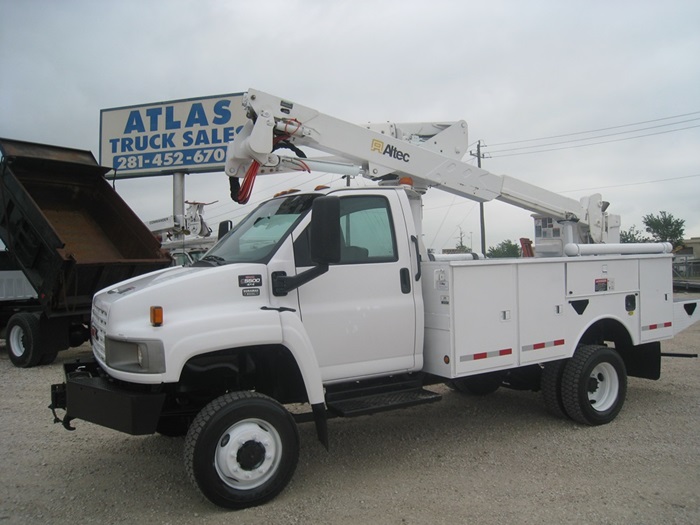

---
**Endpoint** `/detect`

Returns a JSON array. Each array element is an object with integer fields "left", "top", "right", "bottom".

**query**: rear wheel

[
  {"left": 184, "top": 391, "right": 299, "bottom": 509},
  {"left": 541, "top": 359, "right": 568, "bottom": 419},
  {"left": 7, "top": 313, "right": 43, "bottom": 368},
  {"left": 561, "top": 345, "right": 627, "bottom": 425}
]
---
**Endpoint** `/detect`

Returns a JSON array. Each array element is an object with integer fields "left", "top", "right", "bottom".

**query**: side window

[
  {"left": 339, "top": 196, "right": 397, "bottom": 263},
  {"left": 294, "top": 195, "right": 398, "bottom": 266}
]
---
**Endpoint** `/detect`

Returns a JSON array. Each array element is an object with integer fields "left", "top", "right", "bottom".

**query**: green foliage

[
  {"left": 487, "top": 239, "right": 521, "bottom": 258},
  {"left": 620, "top": 225, "right": 650, "bottom": 244},
  {"left": 642, "top": 211, "right": 685, "bottom": 248}
]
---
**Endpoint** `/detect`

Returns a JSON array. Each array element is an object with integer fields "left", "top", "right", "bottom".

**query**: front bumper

[{"left": 50, "top": 359, "right": 166, "bottom": 435}]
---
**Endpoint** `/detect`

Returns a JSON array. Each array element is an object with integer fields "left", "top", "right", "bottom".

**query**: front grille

[{"left": 91, "top": 300, "right": 109, "bottom": 361}]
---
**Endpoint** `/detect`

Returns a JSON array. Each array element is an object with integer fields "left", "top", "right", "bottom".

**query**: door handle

[
  {"left": 400, "top": 267, "right": 411, "bottom": 294},
  {"left": 411, "top": 235, "right": 421, "bottom": 281}
]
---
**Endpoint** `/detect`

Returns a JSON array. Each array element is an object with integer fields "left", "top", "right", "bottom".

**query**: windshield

[{"left": 197, "top": 193, "right": 316, "bottom": 266}]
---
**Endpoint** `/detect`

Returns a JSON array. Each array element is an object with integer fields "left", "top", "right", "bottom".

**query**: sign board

[{"left": 100, "top": 93, "right": 247, "bottom": 178}]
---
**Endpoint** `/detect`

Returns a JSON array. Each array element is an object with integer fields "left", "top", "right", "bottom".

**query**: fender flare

[
  {"left": 278, "top": 311, "right": 325, "bottom": 405},
  {"left": 572, "top": 313, "right": 637, "bottom": 351}
]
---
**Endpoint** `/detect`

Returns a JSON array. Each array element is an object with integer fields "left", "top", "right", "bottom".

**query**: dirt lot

[{"left": 1, "top": 295, "right": 699, "bottom": 525}]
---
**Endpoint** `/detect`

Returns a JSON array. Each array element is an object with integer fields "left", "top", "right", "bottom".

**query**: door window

[{"left": 295, "top": 195, "right": 397, "bottom": 266}]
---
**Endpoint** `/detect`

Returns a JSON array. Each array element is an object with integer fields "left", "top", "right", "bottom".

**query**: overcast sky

[{"left": 1, "top": 0, "right": 698, "bottom": 252}]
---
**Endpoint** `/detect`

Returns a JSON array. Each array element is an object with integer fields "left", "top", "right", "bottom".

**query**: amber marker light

[{"left": 150, "top": 306, "right": 164, "bottom": 327}]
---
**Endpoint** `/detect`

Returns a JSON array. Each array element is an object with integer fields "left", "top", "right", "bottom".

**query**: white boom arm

[{"left": 225, "top": 89, "right": 618, "bottom": 244}]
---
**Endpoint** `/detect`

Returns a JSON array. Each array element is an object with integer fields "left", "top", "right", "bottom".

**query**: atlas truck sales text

[{"left": 51, "top": 89, "right": 700, "bottom": 509}]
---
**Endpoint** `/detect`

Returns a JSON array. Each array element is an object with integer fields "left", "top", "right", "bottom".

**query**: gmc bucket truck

[{"left": 50, "top": 89, "right": 700, "bottom": 509}]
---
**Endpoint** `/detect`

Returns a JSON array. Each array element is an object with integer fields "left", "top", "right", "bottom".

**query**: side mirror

[
  {"left": 310, "top": 196, "right": 341, "bottom": 265},
  {"left": 272, "top": 195, "right": 341, "bottom": 297},
  {"left": 217, "top": 220, "right": 232, "bottom": 240}
]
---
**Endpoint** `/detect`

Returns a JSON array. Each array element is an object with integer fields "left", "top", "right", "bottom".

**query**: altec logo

[{"left": 371, "top": 139, "right": 410, "bottom": 162}]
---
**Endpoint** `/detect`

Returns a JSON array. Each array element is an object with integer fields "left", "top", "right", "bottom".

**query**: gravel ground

[{"left": 1, "top": 294, "right": 699, "bottom": 525}]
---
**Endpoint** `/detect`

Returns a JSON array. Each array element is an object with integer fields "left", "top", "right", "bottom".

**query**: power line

[
  {"left": 557, "top": 173, "right": 700, "bottom": 194},
  {"left": 488, "top": 118, "right": 700, "bottom": 154},
  {"left": 488, "top": 110, "right": 700, "bottom": 147},
  {"left": 488, "top": 124, "right": 700, "bottom": 158}
]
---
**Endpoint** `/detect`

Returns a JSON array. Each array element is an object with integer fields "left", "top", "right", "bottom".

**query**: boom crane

[{"left": 224, "top": 89, "right": 621, "bottom": 254}]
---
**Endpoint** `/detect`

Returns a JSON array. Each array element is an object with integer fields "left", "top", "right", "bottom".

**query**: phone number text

[{"left": 114, "top": 147, "right": 226, "bottom": 171}]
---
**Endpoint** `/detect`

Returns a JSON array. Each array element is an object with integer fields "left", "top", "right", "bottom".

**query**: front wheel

[
  {"left": 184, "top": 391, "right": 299, "bottom": 509},
  {"left": 561, "top": 345, "right": 627, "bottom": 425}
]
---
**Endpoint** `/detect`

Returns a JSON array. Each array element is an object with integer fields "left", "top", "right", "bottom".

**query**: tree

[
  {"left": 487, "top": 239, "right": 521, "bottom": 258},
  {"left": 454, "top": 227, "right": 472, "bottom": 253},
  {"left": 642, "top": 211, "right": 685, "bottom": 248},
  {"left": 620, "top": 225, "right": 650, "bottom": 244}
]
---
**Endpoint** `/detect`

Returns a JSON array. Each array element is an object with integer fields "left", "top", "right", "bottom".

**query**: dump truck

[{"left": 0, "top": 138, "right": 171, "bottom": 367}]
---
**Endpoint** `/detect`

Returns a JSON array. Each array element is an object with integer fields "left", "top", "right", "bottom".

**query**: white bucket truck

[{"left": 51, "top": 89, "right": 700, "bottom": 509}]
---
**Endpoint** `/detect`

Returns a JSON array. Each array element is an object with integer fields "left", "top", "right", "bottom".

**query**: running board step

[{"left": 326, "top": 388, "right": 442, "bottom": 417}]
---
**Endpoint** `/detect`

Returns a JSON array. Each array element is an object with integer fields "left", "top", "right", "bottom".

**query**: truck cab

[{"left": 87, "top": 186, "right": 423, "bottom": 394}]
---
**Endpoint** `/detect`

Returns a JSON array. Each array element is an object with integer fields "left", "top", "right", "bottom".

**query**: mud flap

[{"left": 617, "top": 341, "right": 661, "bottom": 380}]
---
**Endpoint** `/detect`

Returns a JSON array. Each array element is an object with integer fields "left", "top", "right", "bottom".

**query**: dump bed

[{"left": 0, "top": 138, "right": 171, "bottom": 316}]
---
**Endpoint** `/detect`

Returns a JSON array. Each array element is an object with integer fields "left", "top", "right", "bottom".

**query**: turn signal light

[
  {"left": 150, "top": 306, "right": 164, "bottom": 327},
  {"left": 273, "top": 188, "right": 301, "bottom": 197}
]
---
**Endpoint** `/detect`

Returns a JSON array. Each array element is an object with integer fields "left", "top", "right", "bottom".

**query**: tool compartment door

[
  {"left": 518, "top": 262, "right": 568, "bottom": 364},
  {"left": 451, "top": 263, "right": 518, "bottom": 375},
  {"left": 639, "top": 257, "right": 673, "bottom": 342}
]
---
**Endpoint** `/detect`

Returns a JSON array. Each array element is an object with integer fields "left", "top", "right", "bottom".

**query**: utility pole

[{"left": 470, "top": 140, "right": 487, "bottom": 254}]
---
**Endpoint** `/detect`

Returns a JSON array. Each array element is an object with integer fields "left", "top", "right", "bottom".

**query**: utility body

[
  {"left": 0, "top": 138, "right": 171, "bottom": 367},
  {"left": 50, "top": 90, "right": 700, "bottom": 509}
]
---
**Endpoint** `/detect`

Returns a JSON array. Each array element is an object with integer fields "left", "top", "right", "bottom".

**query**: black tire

[
  {"left": 561, "top": 345, "right": 627, "bottom": 425},
  {"left": 184, "top": 391, "right": 299, "bottom": 509},
  {"left": 541, "top": 359, "right": 569, "bottom": 419},
  {"left": 449, "top": 371, "right": 503, "bottom": 395},
  {"left": 39, "top": 349, "right": 59, "bottom": 366},
  {"left": 6, "top": 313, "right": 43, "bottom": 368}
]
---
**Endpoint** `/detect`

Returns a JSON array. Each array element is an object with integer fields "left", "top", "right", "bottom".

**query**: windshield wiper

[{"left": 197, "top": 255, "right": 227, "bottom": 266}]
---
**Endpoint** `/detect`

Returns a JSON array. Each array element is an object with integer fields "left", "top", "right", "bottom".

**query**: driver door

[{"left": 293, "top": 191, "right": 421, "bottom": 382}]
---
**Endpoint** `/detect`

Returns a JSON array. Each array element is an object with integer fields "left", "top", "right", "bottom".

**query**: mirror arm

[{"left": 272, "top": 265, "right": 329, "bottom": 296}]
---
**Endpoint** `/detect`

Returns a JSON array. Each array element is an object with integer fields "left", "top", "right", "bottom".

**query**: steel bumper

[{"left": 51, "top": 358, "right": 166, "bottom": 435}]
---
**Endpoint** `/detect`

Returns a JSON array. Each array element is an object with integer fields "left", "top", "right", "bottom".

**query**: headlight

[{"left": 105, "top": 338, "right": 166, "bottom": 373}]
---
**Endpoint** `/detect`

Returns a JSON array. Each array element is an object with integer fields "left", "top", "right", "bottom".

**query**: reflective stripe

[
  {"left": 522, "top": 338, "right": 565, "bottom": 352},
  {"left": 460, "top": 348, "right": 512, "bottom": 362},
  {"left": 642, "top": 321, "right": 672, "bottom": 331}
]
